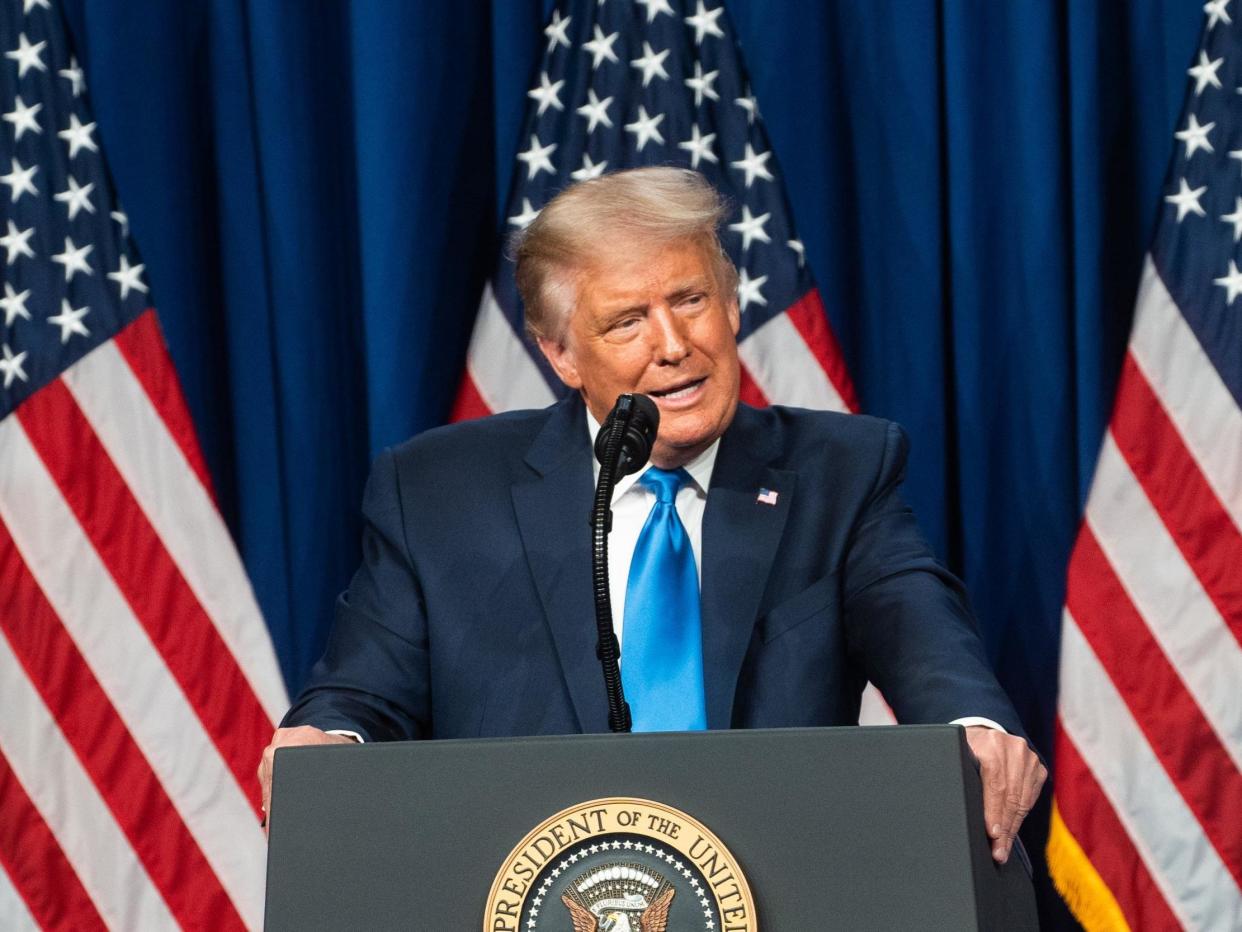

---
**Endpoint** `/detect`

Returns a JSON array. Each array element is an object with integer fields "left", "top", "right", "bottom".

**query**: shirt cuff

[
  {"left": 950, "top": 716, "right": 1007, "bottom": 733},
  {"left": 325, "top": 729, "right": 365, "bottom": 743}
]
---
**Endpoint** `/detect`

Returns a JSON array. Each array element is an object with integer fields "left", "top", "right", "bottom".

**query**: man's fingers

[
  {"left": 256, "top": 726, "right": 358, "bottom": 837},
  {"left": 964, "top": 727, "right": 1047, "bottom": 864}
]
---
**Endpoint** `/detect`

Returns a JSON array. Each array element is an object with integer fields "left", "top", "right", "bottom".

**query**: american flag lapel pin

[{"left": 756, "top": 488, "right": 779, "bottom": 506}]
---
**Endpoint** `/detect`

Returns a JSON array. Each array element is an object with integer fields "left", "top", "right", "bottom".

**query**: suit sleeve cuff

[
  {"left": 950, "top": 716, "right": 1007, "bottom": 733},
  {"left": 325, "top": 729, "right": 365, "bottom": 743}
]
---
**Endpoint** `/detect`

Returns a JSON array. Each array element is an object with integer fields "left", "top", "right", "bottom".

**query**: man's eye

[{"left": 680, "top": 293, "right": 706, "bottom": 308}]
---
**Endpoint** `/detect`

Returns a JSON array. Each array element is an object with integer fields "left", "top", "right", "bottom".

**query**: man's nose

[{"left": 648, "top": 306, "right": 690, "bottom": 363}]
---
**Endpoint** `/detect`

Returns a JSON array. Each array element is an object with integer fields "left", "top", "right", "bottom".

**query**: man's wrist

[
  {"left": 325, "top": 729, "right": 364, "bottom": 743},
  {"left": 951, "top": 716, "right": 1007, "bottom": 734}
]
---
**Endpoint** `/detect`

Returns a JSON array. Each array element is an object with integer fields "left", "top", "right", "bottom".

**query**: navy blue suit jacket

[{"left": 283, "top": 395, "right": 1022, "bottom": 740}]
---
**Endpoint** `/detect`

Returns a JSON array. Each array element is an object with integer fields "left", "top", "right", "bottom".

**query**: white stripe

[
  {"left": 1059, "top": 614, "right": 1242, "bottom": 930},
  {"left": 1086, "top": 432, "right": 1242, "bottom": 771},
  {"left": 0, "top": 862, "right": 41, "bottom": 932},
  {"left": 1130, "top": 257, "right": 1242, "bottom": 532},
  {"left": 857, "top": 682, "right": 897, "bottom": 725},
  {"left": 467, "top": 283, "right": 558, "bottom": 412},
  {"left": 0, "top": 416, "right": 268, "bottom": 931},
  {"left": 0, "top": 630, "right": 177, "bottom": 931},
  {"left": 737, "top": 312, "right": 849, "bottom": 412},
  {"left": 61, "top": 342, "right": 289, "bottom": 723}
]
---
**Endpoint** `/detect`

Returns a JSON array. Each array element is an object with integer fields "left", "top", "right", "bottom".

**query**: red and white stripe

[
  {"left": 1051, "top": 259, "right": 1242, "bottom": 929},
  {"left": 0, "top": 311, "right": 288, "bottom": 930}
]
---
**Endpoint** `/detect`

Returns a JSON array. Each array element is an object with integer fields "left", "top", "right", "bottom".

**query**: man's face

[{"left": 537, "top": 238, "right": 741, "bottom": 468}]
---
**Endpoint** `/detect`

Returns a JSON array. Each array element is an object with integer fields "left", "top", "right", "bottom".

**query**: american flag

[
  {"left": 1047, "top": 3, "right": 1242, "bottom": 929},
  {"left": 0, "top": 2, "right": 286, "bottom": 929},
  {"left": 452, "top": 0, "right": 858, "bottom": 422}
]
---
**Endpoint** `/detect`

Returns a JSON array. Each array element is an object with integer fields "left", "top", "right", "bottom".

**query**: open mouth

[{"left": 648, "top": 378, "right": 705, "bottom": 401}]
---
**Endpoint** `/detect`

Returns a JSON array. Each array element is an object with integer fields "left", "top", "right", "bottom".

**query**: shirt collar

[{"left": 586, "top": 406, "right": 720, "bottom": 499}]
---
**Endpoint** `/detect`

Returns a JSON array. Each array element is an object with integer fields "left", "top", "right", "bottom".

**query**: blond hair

[{"left": 512, "top": 167, "right": 738, "bottom": 341}]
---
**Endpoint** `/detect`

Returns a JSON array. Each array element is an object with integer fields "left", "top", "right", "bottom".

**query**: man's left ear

[
  {"left": 728, "top": 298, "right": 740, "bottom": 336},
  {"left": 536, "top": 335, "right": 583, "bottom": 390}
]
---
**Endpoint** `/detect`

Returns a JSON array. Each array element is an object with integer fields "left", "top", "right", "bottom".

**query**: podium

[{"left": 265, "top": 726, "right": 1037, "bottom": 930}]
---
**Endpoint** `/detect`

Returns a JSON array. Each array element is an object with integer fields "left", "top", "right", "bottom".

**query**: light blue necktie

[{"left": 621, "top": 467, "right": 707, "bottom": 732}]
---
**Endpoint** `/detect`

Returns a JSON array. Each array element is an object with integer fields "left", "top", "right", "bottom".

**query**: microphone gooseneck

[{"left": 590, "top": 393, "right": 660, "bottom": 733}]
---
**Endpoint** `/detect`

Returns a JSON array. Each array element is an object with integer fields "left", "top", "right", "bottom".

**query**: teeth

[{"left": 656, "top": 381, "right": 700, "bottom": 399}]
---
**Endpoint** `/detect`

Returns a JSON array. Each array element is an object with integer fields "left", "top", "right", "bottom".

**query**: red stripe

[
  {"left": 1054, "top": 723, "right": 1181, "bottom": 931},
  {"left": 0, "top": 522, "right": 245, "bottom": 930},
  {"left": 783, "top": 288, "right": 860, "bottom": 413},
  {"left": 1112, "top": 352, "right": 1242, "bottom": 648},
  {"left": 449, "top": 370, "right": 493, "bottom": 422},
  {"left": 1067, "top": 527, "right": 1242, "bottom": 885},
  {"left": 112, "top": 310, "right": 217, "bottom": 501},
  {"left": 737, "top": 363, "right": 768, "bottom": 408},
  {"left": 16, "top": 380, "right": 271, "bottom": 811},
  {"left": 0, "top": 747, "right": 107, "bottom": 932}
]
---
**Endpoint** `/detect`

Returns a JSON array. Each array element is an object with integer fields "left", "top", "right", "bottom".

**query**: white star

[
  {"left": 59, "top": 57, "right": 85, "bottom": 97},
  {"left": 108, "top": 255, "right": 148, "bottom": 299},
  {"left": 636, "top": 0, "right": 675, "bottom": 22},
  {"left": 1222, "top": 197, "right": 1242, "bottom": 241},
  {"left": 729, "top": 205, "right": 771, "bottom": 251},
  {"left": 3, "top": 95, "right": 41, "bottom": 140},
  {"left": 54, "top": 175, "right": 96, "bottom": 220},
  {"left": 1175, "top": 113, "right": 1215, "bottom": 159},
  {"left": 1164, "top": 177, "right": 1207, "bottom": 221},
  {"left": 1205, "top": 0, "right": 1232, "bottom": 29},
  {"left": 0, "top": 157, "right": 37, "bottom": 202},
  {"left": 111, "top": 209, "right": 130, "bottom": 238},
  {"left": 23, "top": 0, "right": 52, "bottom": 12},
  {"left": 0, "top": 343, "right": 28, "bottom": 388},
  {"left": 508, "top": 197, "right": 540, "bottom": 229},
  {"left": 788, "top": 238, "right": 805, "bottom": 266},
  {"left": 51, "top": 236, "right": 93, "bottom": 281},
  {"left": 0, "top": 220, "right": 35, "bottom": 264},
  {"left": 48, "top": 298, "right": 90, "bottom": 343},
  {"left": 624, "top": 105, "right": 665, "bottom": 151},
  {"left": 731, "top": 142, "right": 774, "bottom": 188},
  {"left": 517, "top": 133, "right": 557, "bottom": 179},
  {"left": 735, "top": 88, "right": 760, "bottom": 124},
  {"left": 527, "top": 71, "right": 564, "bottom": 116},
  {"left": 630, "top": 41, "right": 670, "bottom": 87},
  {"left": 6, "top": 33, "right": 46, "bottom": 78},
  {"left": 571, "top": 152, "right": 607, "bottom": 181},
  {"left": 58, "top": 113, "right": 98, "bottom": 159},
  {"left": 0, "top": 283, "right": 31, "bottom": 327},
  {"left": 582, "top": 25, "right": 619, "bottom": 68},
  {"left": 577, "top": 88, "right": 614, "bottom": 133},
  {"left": 684, "top": 61, "right": 720, "bottom": 106},
  {"left": 685, "top": 1, "right": 726, "bottom": 44},
  {"left": 1215, "top": 259, "right": 1242, "bottom": 304},
  {"left": 544, "top": 10, "right": 571, "bottom": 52},
  {"left": 1188, "top": 50, "right": 1224, "bottom": 95},
  {"left": 678, "top": 125, "right": 718, "bottom": 168}
]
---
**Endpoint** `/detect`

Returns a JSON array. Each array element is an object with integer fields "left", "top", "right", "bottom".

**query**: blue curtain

[{"left": 61, "top": 1, "right": 1203, "bottom": 925}]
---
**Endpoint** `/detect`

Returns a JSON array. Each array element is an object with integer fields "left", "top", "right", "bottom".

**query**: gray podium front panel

[{"left": 265, "top": 726, "right": 1035, "bottom": 930}]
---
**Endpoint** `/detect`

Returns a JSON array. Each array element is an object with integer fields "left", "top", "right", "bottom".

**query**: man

[{"left": 260, "top": 168, "right": 1044, "bottom": 864}]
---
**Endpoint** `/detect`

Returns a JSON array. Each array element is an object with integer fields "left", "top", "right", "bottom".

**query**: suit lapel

[
  {"left": 510, "top": 396, "right": 610, "bottom": 734},
  {"left": 700, "top": 406, "right": 795, "bottom": 729}
]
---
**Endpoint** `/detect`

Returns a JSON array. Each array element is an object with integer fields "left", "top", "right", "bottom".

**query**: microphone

[
  {"left": 589, "top": 393, "right": 660, "bottom": 733},
  {"left": 593, "top": 393, "right": 659, "bottom": 478}
]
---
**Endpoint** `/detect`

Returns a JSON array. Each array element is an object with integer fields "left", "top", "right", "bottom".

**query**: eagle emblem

[{"left": 560, "top": 863, "right": 675, "bottom": 932}]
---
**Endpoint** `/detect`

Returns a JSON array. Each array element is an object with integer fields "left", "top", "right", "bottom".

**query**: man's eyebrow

[{"left": 667, "top": 279, "right": 712, "bottom": 302}]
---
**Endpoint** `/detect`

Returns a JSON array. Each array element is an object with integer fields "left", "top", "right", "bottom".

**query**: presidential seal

[{"left": 484, "top": 797, "right": 756, "bottom": 932}]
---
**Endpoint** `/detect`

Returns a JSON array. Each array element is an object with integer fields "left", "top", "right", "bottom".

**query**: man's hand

[
  {"left": 257, "top": 726, "right": 356, "bottom": 834},
  {"left": 964, "top": 726, "right": 1047, "bottom": 864}
]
